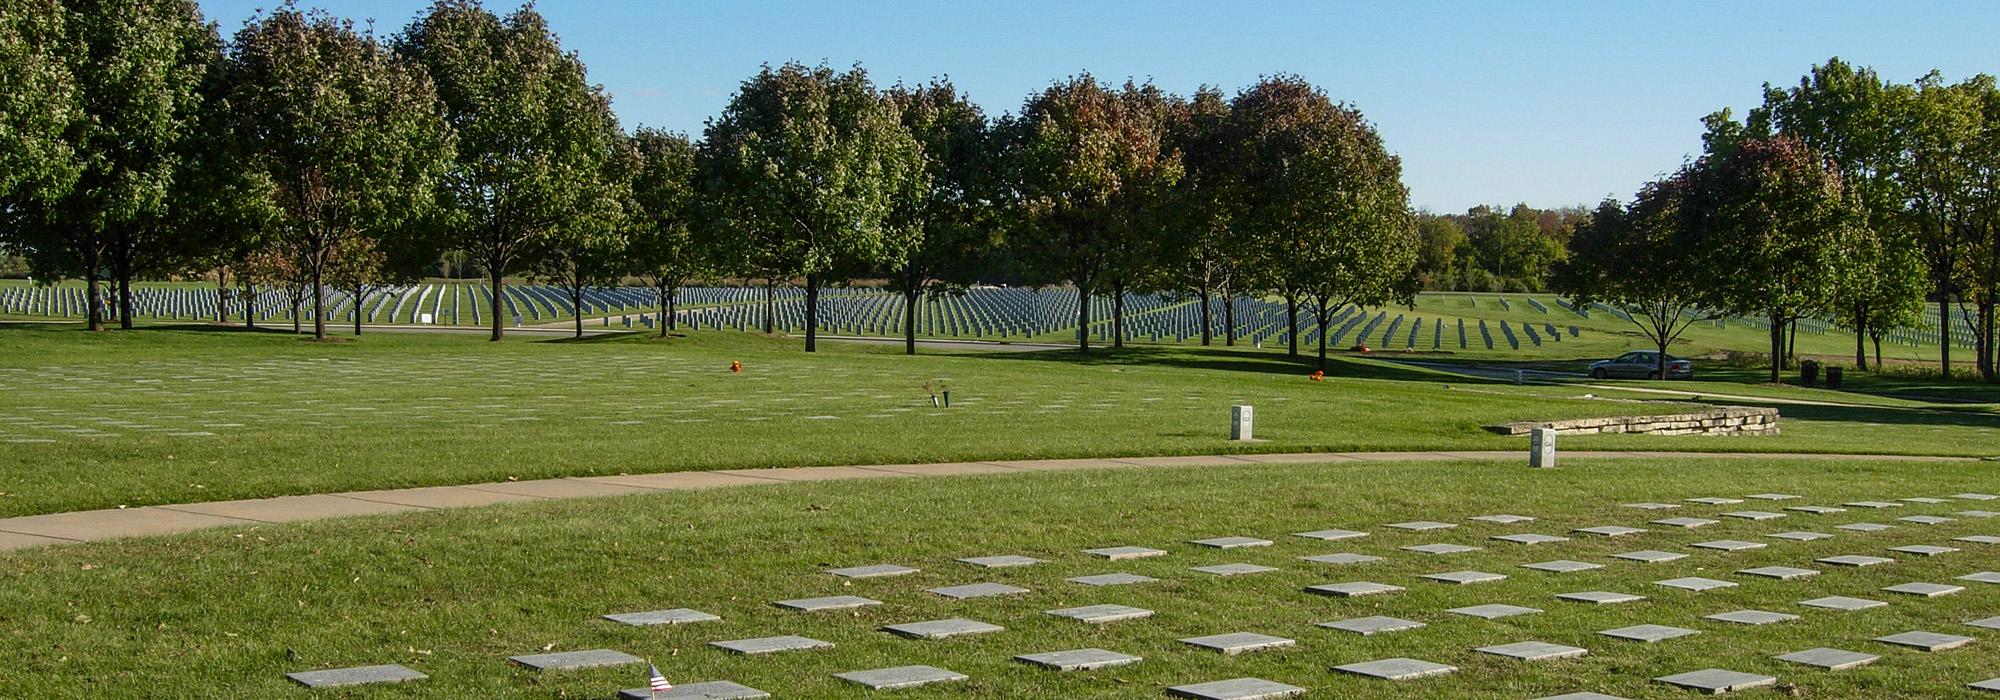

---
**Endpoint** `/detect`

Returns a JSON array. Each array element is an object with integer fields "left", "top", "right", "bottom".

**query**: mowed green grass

[
  {"left": 1, "top": 457, "right": 1996, "bottom": 697},
  {"left": 4, "top": 324, "right": 2000, "bottom": 517}
]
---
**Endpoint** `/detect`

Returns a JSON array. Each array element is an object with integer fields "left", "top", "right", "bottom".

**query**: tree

[
  {"left": 0, "top": 0, "right": 216, "bottom": 332},
  {"left": 1686, "top": 135, "right": 1866, "bottom": 383},
  {"left": 1412, "top": 214, "right": 1466, "bottom": 291},
  {"left": 696, "top": 62, "right": 924, "bottom": 352},
  {"left": 220, "top": 5, "right": 450, "bottom": 340},
  {"left": 628, "top": 128, "right": 702, "bottom": 338},
  {"left": 1159, "top": 86, "right": 1241, "bottom": 346},
  {"left": 0, "top": 0, "right": 79, "bottom": 205},
  {"left": 884, "top": 79, "right": 996, "bottom": 355},
  {"left": 396, "top": 0, "right": 622, "bottom": 342},
  {"left": 529, "top": 134, "right": 631, "bottom": 339},
  {"left": 1754, "top": 58, "right": 1930, "bottom": 372},
  {"left": 1896, "top": 73, "right": 1983, "bottom": 377},
  {"left": 1100, "top": 81, "right": 1184, "bottom": 349},
  {"left": 1227, "top": 75, "right": 1417, "bottom": 369},
  {"left": 1965, "top": 78, "right": 2000, "bottom": 382},
  {"left": 1004, "top": 74, "right": 1176, "bottom": 353},
  {"left": 1555, "top": 183, "right": 1714, "bottom": 380}
]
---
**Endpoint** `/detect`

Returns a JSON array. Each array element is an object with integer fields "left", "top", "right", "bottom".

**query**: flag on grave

[{"left": 648, "top": 662, "right": 672, "bottom": 696}]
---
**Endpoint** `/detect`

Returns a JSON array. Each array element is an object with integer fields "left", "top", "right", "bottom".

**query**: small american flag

[{"left": 648, "top": 662, "right": 672, "bottom": 696}]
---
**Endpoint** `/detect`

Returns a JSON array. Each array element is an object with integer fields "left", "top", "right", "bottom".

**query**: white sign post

[
  {"left": 1530, "top": 427, "right": 1556, "bottom": 468},
  {"left": 1231, "top": 405, "right": 1254, "bottom": 441}
]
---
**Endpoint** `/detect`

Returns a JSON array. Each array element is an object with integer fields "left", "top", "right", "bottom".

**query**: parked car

[{"left": 1588, "top": 351, "right": 1692, "bottom": 379}]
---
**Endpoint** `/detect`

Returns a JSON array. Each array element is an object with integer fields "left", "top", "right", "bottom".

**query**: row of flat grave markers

[{"left": 284, "top": 490, "right": 2000, "bottom": 697}]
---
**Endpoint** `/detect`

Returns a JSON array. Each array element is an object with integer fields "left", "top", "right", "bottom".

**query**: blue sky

[{"left": 199, "top": 1, "right": 2000, "bottom": 212}]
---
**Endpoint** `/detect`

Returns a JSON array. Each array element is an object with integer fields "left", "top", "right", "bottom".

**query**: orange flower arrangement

[
  {"left": 729, "top": 360, "right": 742, "bottom": 373},
  {"left": 1309, "top": 370, "right": 1325, "bottom": 382}
]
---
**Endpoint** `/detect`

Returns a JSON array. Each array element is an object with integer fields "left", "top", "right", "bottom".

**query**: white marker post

[
  {"left": 1530, "top": 427, "right": 1556, "bottom": 468},
  {"left": 1231, "top": 405, "right": 1254, "bottom": 441}
]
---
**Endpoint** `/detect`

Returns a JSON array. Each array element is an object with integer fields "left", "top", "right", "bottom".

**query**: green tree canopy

[
  {"left": 884, "top": 78, "right": 996, "bottom": 354},
  {"left": 697, "top": 62, "right": 924, "bottom": 352},
  {"left": 1226, "top": 74, "right": 1416, "bottom": 369},
  {"left": 395, "top": 0, "right": 623, "bottom": 341},
  {"left": 628, "top": 127, "right": 702, "bottom": 337},
  {"left": 220, "top": 5, "right": 451, "bottom": 339}
]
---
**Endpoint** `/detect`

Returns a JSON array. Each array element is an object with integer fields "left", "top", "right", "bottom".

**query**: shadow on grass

[{"left": 963, "top": 344, "right": 1504, "bottom": 384}]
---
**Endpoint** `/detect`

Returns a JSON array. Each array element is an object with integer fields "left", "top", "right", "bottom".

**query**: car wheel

[{"left": 1589, "top": 368, "right": 1607, "bottom": 379}]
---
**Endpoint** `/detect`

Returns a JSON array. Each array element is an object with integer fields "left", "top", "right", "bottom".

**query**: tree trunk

[
  {"left": 902, "top": 285, "right": 918, "bottom": 356},
  {"left": 1076, "top": 280, "right": 1092, "bottom": 353},
  {"left": 352, "top": 283, "right": 363, "bottom": 336},
  {"left": 571, "top": 283, "right": 584, "bottom": 339},
  {"left": 1979, "top": 296, "right": 1995, "bottom": 383},
  {"left": 1768, "top": 311, "right": 1783, "bottom": 384},
  {"left": 311, "top": 263, "right": 326, "bottom": 340},
  {"left": 84, "top": 244, "right": 104, "bottom": 332},
  {"left": 114, "top": 250, "right": 133, "bottom": 330},
  {"left": 762, "top": 278, "right": 774, "bottom": 334},
  {"left": 1223, "top": 285, "right": 1235, "bottom": 346},
  {"left": 291, "top": 292, "right": 301, "bottom": 334},
  {"left": 216, "top": 268, "right": 230, "bottom": 324},
  {"left": 1872, "top": 332, "right": 1883, "bottom": 371},
  {"left": 1939, "top": 293, "right": 1951, "bottom": 378},
  {"left": 655, "top": 283, "right": 671, "bottom": 338},
  {"left": 666, "top": 286, "right": 678, "bottom": 332},
  {"left": 488, "top": 266, "right": 505, "bottom": 342},
  {"left": 1198, "top": 282, "right": 1213, "bottom": 346},
  {"left": 1854, "top": 309, "right": 1867, "bottom": 371},
  {"left": 1111, "top": 279, "right": 1125, "bottom": 350},
  {"left": 1315, "top": 297, "right": 1330, "bottom": 371},
  {"left": 242, "top": 283, "right": 256, "bottom": 330},
  {"left": 1285, "top": 293, "right": 1299, "bottom": 357},
  {"left": 1657, "top": 337, "right": 1670, "bottom": 380},
  {"left": 1786, "top": 318, "right": 1797, "bottom": 360},
  {"left": 805, "top": 273, "right": 819, "bottom": 352}
]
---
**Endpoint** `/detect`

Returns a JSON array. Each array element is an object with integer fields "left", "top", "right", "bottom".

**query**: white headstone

[
  {"left": 1530, "top": 427, "right": 1556, "bottom": 468},
  {"left": 419, "top": 313, "right": 433, "bottom": 324},
  {"left": 1231, "top": 405, "right": 1253, "bottom": 441}
]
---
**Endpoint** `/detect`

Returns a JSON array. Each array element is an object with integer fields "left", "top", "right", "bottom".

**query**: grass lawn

[
  {"left": 1, "top": 456, "right": 1995, "bottom": 697},
  {"left": 3, "top": 324, "right": 2000, "bottom": 518}
]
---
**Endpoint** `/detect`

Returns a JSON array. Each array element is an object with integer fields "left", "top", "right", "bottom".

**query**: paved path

[{"left": 0, "top": 450, "right": 1969, "bottom": 554}]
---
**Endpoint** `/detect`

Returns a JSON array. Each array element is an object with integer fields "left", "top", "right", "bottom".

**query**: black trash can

[
  {"left": 1825, "top": 365, "right": 1843, "bottom": 390},
  {"left": 1800, "top": 360, "right": 1820, "bottom": 388}
]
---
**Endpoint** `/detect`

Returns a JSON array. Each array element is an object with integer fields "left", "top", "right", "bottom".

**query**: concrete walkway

[{"left": 0, "top": 450, "right": 1971, "bottom": 554}]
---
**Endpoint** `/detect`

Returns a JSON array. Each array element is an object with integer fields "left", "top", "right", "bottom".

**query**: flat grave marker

[
  {"left": 1402, "top": 543, "right": 1481, "bottom": 554},
  {"left": 1706, "top": 609, "right": 1798, "bottom": 625},
  {"left": 774, "top": 595, "right": 880, "bottom": 612},
  {"left": 1573, "top": 525, "right": 1645, "bottom": 537},
  {"left": 1614, "top": 550, "right": 1687, "bottom": 563},
  {"left": 1655, "top": 577, "right": 1736, "bottom": 592},
  {"left": 1084, "top": 546, "right": 1165, "bottom": 560},
  {"left": 1423, "top": 570, "right": 1506, "bottom": 584},
  {"left": 1166, "top": 678, "right": 1307, "bottom": 700},
  {"left": 1014, "top": 648, "right": 1141, "bottom": 671},
  {"left": 1653, "top": 669, "right": 1777, "bottom": 694},
  {"left": 1874, "top": 631, "right": 1974, "bottom": 652},
  {"left": 1320, "top": 616, "right": 1425, "bottom": 635},
  {"left": 1692, "top": 539, "right": 1766, "bottom": 551},
  {"left": 1068, "top": 573, "right": 1156, "bottom": 586},
  {"left": 1651, "top": 517, "right": 1718, "bottom": 528},
  {"left": 1303, "top": 553, "right": 1383, "bottom": 565},
  {"left": 958, "top": 555, "right": 1044, "bottom": 568},
  {"left": 711, "top": 636, "right": 833, "bottom": 655},
  {"left": 825, "top": 564, "right": 918, "bottom": 578},
  {"left": 1882, "top": 582, "right": 1962, "bottom": 597},
  {"left": 1191, "top": 536, "right": 1272, "bottom": 549},
  {"left": 1293, "top": 528, "right": 1367, "bottom": 541},
  {"left": 1447, "top": 604, "right": 1541, "bottom": 619},
  {"left": 1889, "top": 544, "right": 1956, "bottom": 556},
  {"left": 1837, "top": 522, "right": 1893, "bottom": 531},
  {"left": 602, "top": 608, "right": 720, "bottom": 627},
  {"left": 508, "top": 649, "right": 642, "bottom": 671},
  {"left": 1800, "top": 596, "right": 1887, "bottom": 611},
  {"left": 1384, "top": 521, "right": 1455, "bottom": 531},
  {"left": 1493, "top": 533, "right": 1568, "bottom": 545},
  {"left": 1192, "top": 563, "right": 1278, "bottom": 576},
  {"left": 286, "top": 664, "right": 427, "bottom": 688},
  {"left": 1476, "top": 641, "right": 1587, "bottom": 661},
  {"left": 883, "top": 619, "right": 1003, "bottom": 640},
  {"left": 834, "top": 665, "right": 966, "bottom": 690},
  {"left": 1600, "top": 624, "right": 1698, "bottom": 643},
  {"left": 1768, "top": 531, "right": 1833, "bottom": 541},
  {"left": 928, "top": 582, "right": 1029, "bottom": 599},
  {"left": 615, "top": 681, "right": 769, "bottom": 700},
  {"left": 1047, "top": 604, "right": 1153, "bottom": 624},
  {"left": 1556, "top": 591, "right": 1644, "bottom": 605},
  {"left": 1523, "top": 560, "right": 1604, "bottom": 573},
  {"left": 1307, "top": 581, "right": 1404, "bottom": 597},
  {"left": 1775, "top": 648, "right": 1878, "bottom": 671},
  {"left": 1334, "top": 658, "right": 1458, "bottom": 680},
  {"left": 1180, "top": 632, "right": 1296, "bottom": 655},
  {"left": 1738, "top": 566, "right": 1818, "bottom": 580},
  {"left": 1818, "top": 554, "right": 1894, "bottom": 567}
]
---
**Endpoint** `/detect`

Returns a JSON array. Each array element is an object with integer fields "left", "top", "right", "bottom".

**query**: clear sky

[{"left": 196, "top": 1, "right": 2000, "bottom": 213}]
